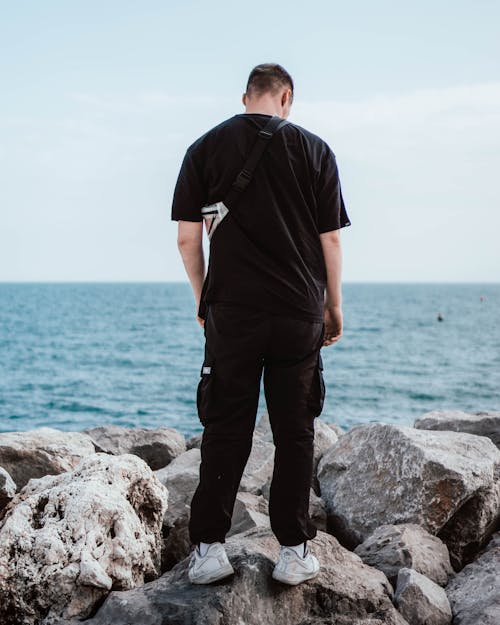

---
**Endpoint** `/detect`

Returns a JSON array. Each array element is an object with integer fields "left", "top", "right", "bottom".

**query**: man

[{"left": 171, "top": 63, "right": 351, "bottom": 586}]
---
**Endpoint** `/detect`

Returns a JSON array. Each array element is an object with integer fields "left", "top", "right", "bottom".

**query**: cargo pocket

[
  {"left": 307, "top": 352, "right": 326, "bottom": 418},
  {"left": 196, "top": 353, "right": 216, "bottom": 426}
]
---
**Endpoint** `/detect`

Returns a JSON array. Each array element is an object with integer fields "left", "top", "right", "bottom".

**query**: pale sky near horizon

[{"left": 1, "top": 1, "right": 499, "bottom": 283}]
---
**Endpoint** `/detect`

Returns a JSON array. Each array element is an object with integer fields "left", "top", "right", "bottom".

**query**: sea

[{"left": 0, "top": 282, "right": 498, "bottom": 439}]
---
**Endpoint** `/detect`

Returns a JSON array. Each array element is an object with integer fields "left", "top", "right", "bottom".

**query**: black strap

[
  {"left": 197, "top": 114, "right": 288, "bottom": 321},
  {"left": 223, "top": 115, "right": 289, "bottom": 209}
]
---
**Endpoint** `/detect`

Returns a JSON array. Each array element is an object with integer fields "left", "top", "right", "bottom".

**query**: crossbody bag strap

[
  {"left": 223, "top": 114, "right": 289, "bottom": 209},
  {"left": 197, "top": 115, "right": 288, "bottom": 319}
]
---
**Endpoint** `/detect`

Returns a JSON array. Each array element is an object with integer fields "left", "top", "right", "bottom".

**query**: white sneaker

[
  {"left": 188, "top": 542, "right": 235, "bottom": 584},
  {"left": 272, "top": 543, "right": 320, "bottom": 585}
]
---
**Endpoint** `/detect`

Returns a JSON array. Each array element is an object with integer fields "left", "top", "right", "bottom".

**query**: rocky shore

[{"left": 0, "top": 409, "right": 499, "bottom": 625}]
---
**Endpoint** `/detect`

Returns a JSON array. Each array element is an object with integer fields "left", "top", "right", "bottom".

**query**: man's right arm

[
  {"left": 320, "top": 229, "right": 343, "bottom": 346},
  {"left": 314, "top": 142, "right": 351, "bottom": 346}
]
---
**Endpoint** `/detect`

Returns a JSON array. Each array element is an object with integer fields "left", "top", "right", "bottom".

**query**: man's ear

[
  {"left": 281, "top": 89, "right": 291, "bottom": 107},
  {"left": 242, "top": 92, "right": 247, "bottom": 106}
]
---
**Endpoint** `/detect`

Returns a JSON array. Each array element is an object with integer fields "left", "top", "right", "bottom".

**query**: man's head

[{"left": 242, "top": 63, "right": 294, "bottom": 119}]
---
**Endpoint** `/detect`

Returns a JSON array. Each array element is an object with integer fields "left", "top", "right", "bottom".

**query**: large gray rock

[
  {"left": 256, "top": 412, "right": 338, "bottom": 462},
  {"left": 395, "top": 567, "right": 452, "bottom": 625},
  {"left": 82, "top": 425, "right": 186, "bottom": 470},
  {"left": 261, "top": 474, "right": 327, "bottom": 533},
  {"left": 415, "top": 409, "right": 500, "bottom": 448},
  {"left": 239, "top": 434, "right": 275, "bottom": 495},
  {"left": 0, "top": 453, "right": 168, "bottom": 625},
  {"left": 0, "top": 467, "right": 16, "bottom": 512},
  {"left": 228, "top": 491, "right": 270, "bottom": 536},
  {"left": 155, "top": 447, "right": 200, "bottom": 528},
  {"left": 312, "top": 419, "right": 339, "bottom": 492},
  {"left": 158, "top": 466, "right": 272, "bottom": 572},
  {"left": 67, "top": 526, "right": 409, "bottom": 625},
  {"left": 309, "top": 488, "right": 328, "bottom": 532},
  {"left": 326, "top": 421, "right": 347, "bottom": 438},
  {"left": 445, "top": 531, "right": 500, "bottom": 625},
  {"left": 255, "top": 412, "right": 338, "bottom": 494},
  {"left": 317, "top": 422, "right": 500, "bottom": 568},
  {"left": 161, "top": 507, "right": 192, "bottom": 574},
  {"left": 0, "top": 427, "right": 96, "bottom": 490},
  {"left": 185, "top": 431, "right": 203, "bottom": 450},
  {"left": 160, "top": 434, "right": 273, "bottom": 518},
  {"left": 299, "top": 620, "right": 402, "bottom": 625},
  {"left": 354, "top": 523, "right": 453, "bottom": 586},
  {"left": 254, "top": 410, "right": 272, "bottom": 439}
]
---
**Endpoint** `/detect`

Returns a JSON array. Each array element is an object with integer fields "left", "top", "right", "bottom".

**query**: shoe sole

[
  {"left": 271, "top": 565, "right": 320, "bottom": 585},
  {"left": 189, "top": 561, "right": 235, "bottom": 584}
]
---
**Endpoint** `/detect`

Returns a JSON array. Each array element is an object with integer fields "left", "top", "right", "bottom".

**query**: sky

[{"left": 1, "top": 0, "right": 499, "bottom": 283}]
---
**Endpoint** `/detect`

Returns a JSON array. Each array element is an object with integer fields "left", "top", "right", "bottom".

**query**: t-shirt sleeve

[
  {"left": 316, "top": 146, "right": 352, "bottom": 233},
  {"left": 171, "top": 147, "right": 206, "bottom": 222}
]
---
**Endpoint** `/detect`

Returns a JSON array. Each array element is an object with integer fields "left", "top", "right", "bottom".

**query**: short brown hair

[{"left": 245, "top": 63, "right": 294, "bottom": 100}]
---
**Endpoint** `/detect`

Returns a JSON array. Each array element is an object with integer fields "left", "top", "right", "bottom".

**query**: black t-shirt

[{"left": 171, "top": 112, "right": 351, "bottom": 322}]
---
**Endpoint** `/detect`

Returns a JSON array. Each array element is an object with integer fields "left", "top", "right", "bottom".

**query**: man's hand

[
  {"left": 323, "top": 305, "right": 343, "bottom": 346},
  {"left": 196, "top": 314, "right": 205, "bottom": 329}
]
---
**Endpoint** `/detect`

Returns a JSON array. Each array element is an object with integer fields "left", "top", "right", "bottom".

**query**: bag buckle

[{"left": 233, "top": 168, "right": 252, "bottom": 190}]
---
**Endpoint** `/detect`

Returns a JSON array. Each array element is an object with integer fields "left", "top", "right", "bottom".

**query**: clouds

[
  {"left": 292, "top": 82, "right": 500, "bottom": 281},
  {"left": 1, "top": 81, "right": 499, "bottom": 282}
]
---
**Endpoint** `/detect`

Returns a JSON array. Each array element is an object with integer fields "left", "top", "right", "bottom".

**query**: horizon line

[{"left": 1, "top": 280, "right": 499, "bottom": 286}]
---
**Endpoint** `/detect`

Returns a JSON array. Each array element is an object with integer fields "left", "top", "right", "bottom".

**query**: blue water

[{"left": 0, "top": 283, "right": 499, "bottom": 438}]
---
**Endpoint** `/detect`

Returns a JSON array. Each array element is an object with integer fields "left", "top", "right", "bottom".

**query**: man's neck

[{"left": 244, "top": 105, "right": 282, "bottom": 117}]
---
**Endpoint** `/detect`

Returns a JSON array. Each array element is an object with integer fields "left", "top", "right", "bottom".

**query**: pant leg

[
  {"left": 263, "top": 315, "right": 325, "bottom": 545},
  {"left": 188, "top": 302, "right": 269, "bottom": 545}
]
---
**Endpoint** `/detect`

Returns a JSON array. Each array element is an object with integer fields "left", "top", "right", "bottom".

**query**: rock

[
  {"left": 0, "top": 427, "right": 97, "bottom": 490},
  {"left": 312, "top": 420, "right": 339, "bottom": 493},
  {"left": 395, "top": 567, "right": 452, "bottom": 625},
  {"left": 161, "top": 507, "right": 192, "bottom": 574},
  {"left": 299, "top": 619, "right": 401, "bottom": 625},
  {"left": 256, "top": 412, "right": 338, "bottom": 457},
  {"left": 309, "top": 488, "right": 328, "bottom": 532},
  {"left": 0, "top": 467, "right": 16, "bottom": 512},
  {"left": 239, "top": 434, "right": 275, "bottom": 495},
  {"left": 354, "top": 523, "right": 453, "bottom": 586},
  {"left": 82, "top": 425, "right": 186, "bottom": 470},
  {"left": 155, "top": 447, "right": 201, "bottom": 529},
  {"left": 160, "top": 482, "right": 272, "bottom": 572},
  {"left": 415, "top": 409, "right": 500, "bottom": 448},
  {"left": 445, "top": 531, "right": 500, "bottom": 625},
  {"left": 299, "top": 619, "right": 403, "bottom": 625},
  {"left": 155, "top": 436, "right": 285, "bottom": 564},
  {"left": 327, "top": 422, "right": 346, "bottom": 438},
  {"left": 317, "top": 422, "right": 500, "bottom": 569},
  {"left": 159, "top": 432, "right": 274, "bottom": 516},
  {"left": 69, "top": 526, "right": 409, "bottom": 625},
  {"left": 261, "top": 474, "right": 328, "bottom": 534},
  {"left": 185, "top": 432, "right": 202, "bottom": 450},
  {"left": 254, "top": 410, "right": 272, "bottom": 438},
  {"left": 0, "top": 453, "right": 168, "bottom": 624},
  {"left": 228, "top": 491, "right": 270, "bottom": 536},
  {"left": 255, "top": 412, "right": 338, "bottom": 494}
]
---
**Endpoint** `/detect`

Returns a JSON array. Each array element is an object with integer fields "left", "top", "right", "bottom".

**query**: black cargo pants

[{"left": 188, "top": 301, "right": 326, "bottom": 547}]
